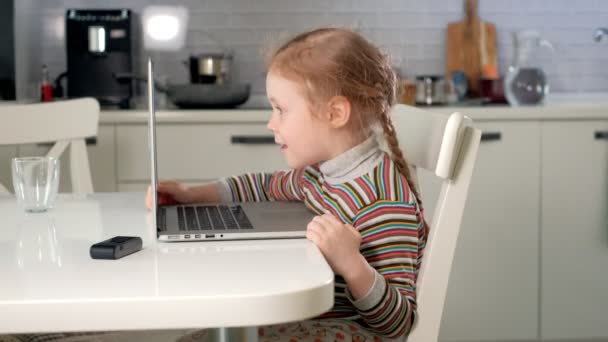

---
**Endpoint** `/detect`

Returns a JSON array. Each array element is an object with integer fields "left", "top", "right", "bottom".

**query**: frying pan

[{"left": 114, "top": 73, "right": 250, "bottom": 109}]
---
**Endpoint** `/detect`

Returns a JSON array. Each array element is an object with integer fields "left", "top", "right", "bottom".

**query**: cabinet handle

[
  {"left": 595, "top": 131, "right": 608, "bottom": 140},
  {"left": 37, "top": 137, "right": 97, "bottom": 147},
  {"left": 230, "top": 135, "right": 275, "bottom": 145},
  {"left": 481, "top": 132, "right": 502, "bottom": 142},
  {"left": 84, "top": 137, "right": 97, "bottom": 145}
]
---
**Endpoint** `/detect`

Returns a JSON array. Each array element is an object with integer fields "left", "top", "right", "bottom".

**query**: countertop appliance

[
  {"left": 65, "top": 9, "right": 133, "bottom": 108},
  {"left": 0, "top": 0, "right": 15, "bottom": 100}
]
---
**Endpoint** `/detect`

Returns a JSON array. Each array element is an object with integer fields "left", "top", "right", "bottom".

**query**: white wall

[
  {"left": 15, "top": 0, "right": 44, "bottom": 101},
  {"left": 14, "top": 0, "right": 608, "bottom": 101}
]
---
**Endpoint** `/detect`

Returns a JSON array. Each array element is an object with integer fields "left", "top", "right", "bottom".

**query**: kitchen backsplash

[{"left": 17, "top": 0, "right": 608, "bottom": 99}]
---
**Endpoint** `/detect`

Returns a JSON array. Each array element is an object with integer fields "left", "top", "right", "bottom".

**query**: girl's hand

[
  {"left": 305, "top": 214, "right": 363, "bottom": 277},
  {"left": 145, "top": 180, "right": 193, "bottom": 210}
]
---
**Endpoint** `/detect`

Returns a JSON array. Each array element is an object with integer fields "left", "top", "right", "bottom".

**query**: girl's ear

[{"left": 326, "top": 96, "right": 351, "bottom": 128}]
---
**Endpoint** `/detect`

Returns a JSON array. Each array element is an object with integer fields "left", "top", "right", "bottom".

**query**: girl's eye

[{"left": 275, "top": 107, "right": 284, "bottom": 115}]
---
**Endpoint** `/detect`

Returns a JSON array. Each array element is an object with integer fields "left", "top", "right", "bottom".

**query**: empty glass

[{"left": 12, "top": 157, "right": 60, "bottom": 213}]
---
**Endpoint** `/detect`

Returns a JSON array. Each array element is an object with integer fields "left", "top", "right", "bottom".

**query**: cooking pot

[{"left": 187, "top": 53, "right": 232, "bottom": 84}]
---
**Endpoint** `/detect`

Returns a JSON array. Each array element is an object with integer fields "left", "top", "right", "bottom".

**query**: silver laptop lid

[{"left": 148, "top": 58, "right": 159, "bottom": 229}]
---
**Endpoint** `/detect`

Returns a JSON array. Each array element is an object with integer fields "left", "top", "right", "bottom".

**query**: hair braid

[
  {"left": 267, "top": 27, "right": 426, "bottom": 215},
  {"left": 379, "top": 111, "right": 422, "bottom": 207}
]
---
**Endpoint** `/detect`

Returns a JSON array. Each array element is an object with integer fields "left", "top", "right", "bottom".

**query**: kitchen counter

[{"left": 99, "top": 92, "right": 608, "bottom": 124}]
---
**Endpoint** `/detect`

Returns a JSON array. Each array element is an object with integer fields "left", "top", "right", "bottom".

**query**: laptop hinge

[{"left": 157, "top": 208, "right": 167, "bottom": 232}]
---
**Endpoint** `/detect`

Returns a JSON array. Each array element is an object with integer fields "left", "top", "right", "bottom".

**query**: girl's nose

[{"left": 266, "top": 115, "right": 276, "bottom": 132}]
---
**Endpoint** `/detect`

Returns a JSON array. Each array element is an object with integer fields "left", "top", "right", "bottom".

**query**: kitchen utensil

[
  {"left": 479, "top": 77, "right": 507, "bottom": 104},
  {"left": 398, "top": 79, "right": 417, "bottom": 105},
  {"left": 451, "top": 71, "right": 468, "bottom": 100},
  {"left": 415, "top": 75, "right": 446, "bottom": 105},
  {"left": 187, "top": 53, "right": 232, "bottom": 84},
  {"left": 504, "top": 30, "right": 553, "bottom": 106},
  {"left": 594, "top": 27, "right": 608, "bottom": 42},
  {"left": 40, "top": 65, "right": 53, "bottom": 102},
  {"left": 113, "top": 72, "right": 250, "bottom": 108},
  {"left": 166, "top": 83, "right": 250, "bottom": 109},
  {"left": 446, "top": 0, "right": 497, "bottom": 96}
]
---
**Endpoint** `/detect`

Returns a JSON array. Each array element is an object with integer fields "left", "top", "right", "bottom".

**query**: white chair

[
  {"left": 0, "top": 98, "right": 100, "bottom": 194},
  {"left": 391, "top": 104, "right": 481, "bottom": 342}
]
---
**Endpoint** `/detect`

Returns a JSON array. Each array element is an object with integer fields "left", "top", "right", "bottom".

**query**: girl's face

[{"left": 266, "top": 71, "right": 332, "bottom": 169}]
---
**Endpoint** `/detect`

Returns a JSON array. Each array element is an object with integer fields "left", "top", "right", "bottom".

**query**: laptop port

[
  {"left": 194, "top": 234, "right": 201, "bottom": 239},
  {"left": 205, "top": 234, "right": 215, "bottom": 238},
  {"left": 184, "top": 234, "right": 191, "bottom": 239}
]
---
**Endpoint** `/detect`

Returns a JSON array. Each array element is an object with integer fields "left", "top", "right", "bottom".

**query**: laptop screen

[{"left": 147, "top": 58, "right": 159, "bottom": 228}]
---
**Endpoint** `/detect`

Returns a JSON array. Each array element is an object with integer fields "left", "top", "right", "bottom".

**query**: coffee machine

[{"left": 65, "top": 9, "right": 134, "bottom": 108}]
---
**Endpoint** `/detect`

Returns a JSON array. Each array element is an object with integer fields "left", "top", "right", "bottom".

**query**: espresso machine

[{"left": 65, "top": 9, "right": 134, "bottom": 108}]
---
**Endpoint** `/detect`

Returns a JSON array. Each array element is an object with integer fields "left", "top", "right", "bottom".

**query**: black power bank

[{"left": 90, "top": 236, "right": 143, "bottom": 260}]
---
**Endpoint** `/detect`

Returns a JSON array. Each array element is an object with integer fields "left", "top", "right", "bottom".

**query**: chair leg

[{"left": 69, "top": 139, "right": 94, "bottom": 194}]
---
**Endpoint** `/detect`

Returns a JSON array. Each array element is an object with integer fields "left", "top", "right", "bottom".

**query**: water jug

[{"left": 504, "top": 30, "right": 553, "bottom": 106}]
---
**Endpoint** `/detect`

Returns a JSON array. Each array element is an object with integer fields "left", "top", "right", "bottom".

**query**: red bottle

[{"left": 40, "top": 64, "right": 53, "bottom": 102}]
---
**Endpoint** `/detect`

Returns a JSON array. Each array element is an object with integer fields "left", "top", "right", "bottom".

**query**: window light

[{"left": 142, "top": 6, "right": 188, "bottom": 51}]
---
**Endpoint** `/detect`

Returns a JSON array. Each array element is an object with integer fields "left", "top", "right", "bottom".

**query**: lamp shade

[{"left": 142, "top": 6, "right": 188, "bottom": 51}]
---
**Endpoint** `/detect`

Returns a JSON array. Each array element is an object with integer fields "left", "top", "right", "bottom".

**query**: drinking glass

[{"left": 12, "top": 156, "right": 60, "bottom": 213}]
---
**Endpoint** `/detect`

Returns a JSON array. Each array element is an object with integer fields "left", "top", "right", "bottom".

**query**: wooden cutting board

[{"left": 446, "top": 0, "right": 497, "bottom": 96}]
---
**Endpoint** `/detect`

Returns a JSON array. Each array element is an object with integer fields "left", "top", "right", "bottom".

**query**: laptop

[{"left": 147, "top": 59, "right": 314, "bottom": 242}]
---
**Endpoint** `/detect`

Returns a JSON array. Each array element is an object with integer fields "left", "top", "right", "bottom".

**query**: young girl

[{"left": 147, "top": 27, "right": 428, "bottom": 342}]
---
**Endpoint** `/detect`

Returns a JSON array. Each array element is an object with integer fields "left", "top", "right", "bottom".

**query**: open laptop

[{"left": 147, "top": 59, "right": 314, "bottom": 241}]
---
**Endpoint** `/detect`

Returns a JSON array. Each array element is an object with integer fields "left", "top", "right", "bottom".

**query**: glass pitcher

[{"left": 504, "top": 30, "right": 554, "bottom": 106}]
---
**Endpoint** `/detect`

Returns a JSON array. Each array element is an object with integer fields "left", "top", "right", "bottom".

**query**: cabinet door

[
  {"left": 88, "top": 125, "right": 117, "bottom": 192},
  {"left": 438, "top": 122, "right": 541, "bottom": 341},
  {"left": 116, "top": 124, "right": 288, "bottom": 182},
  {"left": 0, "top": 146, "right": 17, "bottom": 192},
  {"left": 118, "top": 180, "right": 210, "bottom": 193},
  {"left": 541, "top": 121, "right": 608, "bottom": 340}
]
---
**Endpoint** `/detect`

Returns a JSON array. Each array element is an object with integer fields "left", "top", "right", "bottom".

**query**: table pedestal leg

[{"left": 209, "top": 327, "right": 257, "bottom": 342}]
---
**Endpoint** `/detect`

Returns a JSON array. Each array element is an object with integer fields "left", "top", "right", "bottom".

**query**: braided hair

[{"left": 268, "top": 27, "right": 422, "bottom": 205}]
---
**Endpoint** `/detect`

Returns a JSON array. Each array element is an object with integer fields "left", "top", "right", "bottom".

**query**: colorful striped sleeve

[
  {"left": 348, "top": 200, "right": 423, "bottom": 338},
  {"left": 221, "top": 169, "right": 306, "bottom": 202}
]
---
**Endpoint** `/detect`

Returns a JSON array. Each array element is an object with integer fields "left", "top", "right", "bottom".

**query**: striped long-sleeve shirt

[{"left": 216, "top": 137, "right": 427, "bottom": 339}]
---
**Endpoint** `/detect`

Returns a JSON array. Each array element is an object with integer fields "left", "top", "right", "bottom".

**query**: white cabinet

[
  {"left": 88, "top": 125, "right": 117, "bottom": 192},
  {"left": 118, "top": 181, "right": 209, "bottom": 193},
  {"left": 540, "top": 121, "right": 608, "bottom": 340},
  {"left": 16, "top": 125, "right": 116, "bottom": 193},
  {"left": 115, "top": 123, "right": 287, "bottom": 186},
  {"left": 0, "top": 147, "right": 17, "bottom": 192},
  {"left": 117, "top": 182, "right": 149, "bottom": 192},
  {"left": 438, "top": 122, "right": 541, "bottom": 341}
]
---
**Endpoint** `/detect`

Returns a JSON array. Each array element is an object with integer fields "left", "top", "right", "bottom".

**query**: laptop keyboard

[{"left": 176, "top": 205, "right": 253, "bottom": 231}]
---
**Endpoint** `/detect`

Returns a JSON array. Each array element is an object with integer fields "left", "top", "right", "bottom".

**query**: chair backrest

[
  {"left": 0, "top": 98, "right": 100, "bottom": 194},
  {"left": 391, "top": 104, "right": 481, "bottom": 342}
]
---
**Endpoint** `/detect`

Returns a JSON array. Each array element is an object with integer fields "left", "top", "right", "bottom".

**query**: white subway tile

[{"left": 28, "top": 0, "right": 608, "bottom": 95}]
